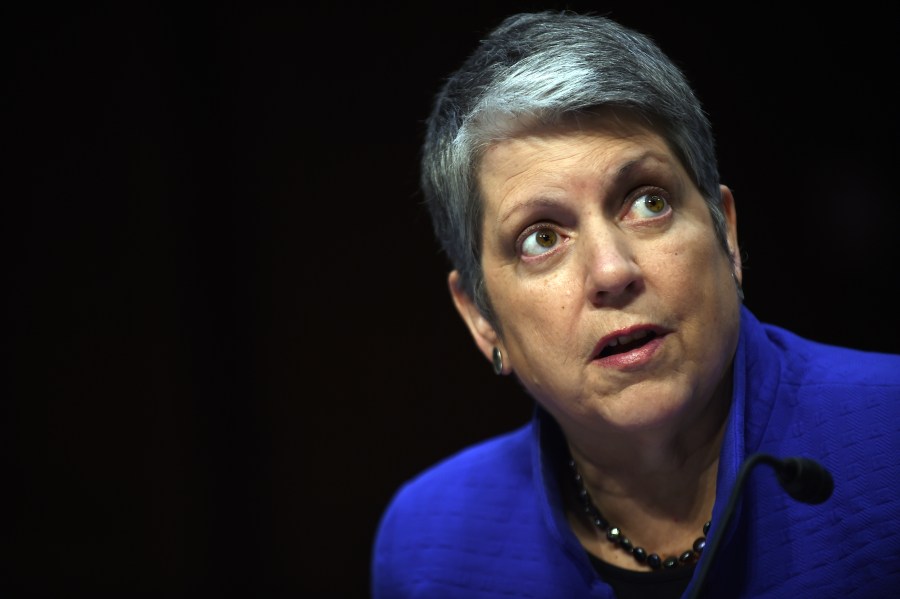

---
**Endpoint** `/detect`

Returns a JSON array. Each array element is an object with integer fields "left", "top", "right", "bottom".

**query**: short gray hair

[{"left": 421, "top": 11, "right": 731, "bottom": 322}]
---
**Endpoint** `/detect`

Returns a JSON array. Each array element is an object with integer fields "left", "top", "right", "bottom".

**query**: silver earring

[{"left": 492, "top": 347, "right": 503, "bottom": 375}]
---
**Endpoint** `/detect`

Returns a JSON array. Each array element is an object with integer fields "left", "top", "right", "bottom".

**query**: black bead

[{"left": 567, "top": 454, "right": 712, "bottom": 570}]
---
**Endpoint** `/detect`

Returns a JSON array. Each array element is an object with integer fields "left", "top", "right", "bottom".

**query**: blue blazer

[{"left": 372, "top": 306, "right": 900, "bottom": 598}]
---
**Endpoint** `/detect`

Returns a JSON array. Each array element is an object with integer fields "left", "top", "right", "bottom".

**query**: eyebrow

[
  {"left": 496, "top": 151, "right": 673, "bottom": 225},
  {"left": 613, "top": 152, "right": 671, "bottom": 180},
  {"left": 497, "top": 196, "right": 562, "bottom": 225}
]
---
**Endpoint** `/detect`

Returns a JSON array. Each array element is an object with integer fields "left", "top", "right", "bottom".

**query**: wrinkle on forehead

[
  {"left": 479, "top": 127, "right": 680, "bottom": 228},
  {"left": 478, "top": 108, "right": 671, "bottom": 185}
]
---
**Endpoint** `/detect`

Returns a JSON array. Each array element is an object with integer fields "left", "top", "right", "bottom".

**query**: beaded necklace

[{"left": 568, "top": 457, "right": 710, "bottom": 570}]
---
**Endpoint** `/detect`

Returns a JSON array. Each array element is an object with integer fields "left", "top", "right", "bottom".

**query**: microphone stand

[{"left": 685, "top": 453, "right": 834, "bottom": 599}]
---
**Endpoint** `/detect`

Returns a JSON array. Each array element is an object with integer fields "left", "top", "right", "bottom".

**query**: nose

[{"left": 582, "top": 227, "right": 642, "bottom": 307}]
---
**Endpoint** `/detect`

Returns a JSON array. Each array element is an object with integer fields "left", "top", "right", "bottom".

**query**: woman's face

[{"left": 454, "top": 114, "right": 741, "bottom": 437}]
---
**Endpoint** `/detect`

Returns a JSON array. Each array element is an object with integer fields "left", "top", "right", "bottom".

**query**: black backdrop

[{"left": 6, "top": 3, "right": 899, "bottom": 597}]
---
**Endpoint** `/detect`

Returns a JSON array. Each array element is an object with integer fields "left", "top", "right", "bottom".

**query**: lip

[{"left": 590, "top": 324, "right": 669, "bottom": 370}]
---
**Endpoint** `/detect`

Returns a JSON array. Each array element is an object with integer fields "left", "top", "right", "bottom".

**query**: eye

[
  {"left": 520, "top": 227, "right": 560, "bottom": 257},
  {"left": 627, "top": 192, "right": 671, "bottom": 220}
]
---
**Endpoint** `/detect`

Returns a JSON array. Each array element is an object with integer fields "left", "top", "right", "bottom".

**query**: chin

[{"left": 593, "top": 385, "right": 699, "bottom": 431}]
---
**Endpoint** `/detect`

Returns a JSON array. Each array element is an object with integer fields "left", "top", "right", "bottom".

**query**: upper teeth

[{"left": 607, "top": 330, "right": 648, "bottom": 347}]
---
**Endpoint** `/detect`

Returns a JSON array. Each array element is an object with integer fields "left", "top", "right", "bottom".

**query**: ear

[
  {"left": 720, "top": 184, "right": 742, "bottom": 285},
  {"left": 448, "top": 270, "right": 506, "bottom": 373}
]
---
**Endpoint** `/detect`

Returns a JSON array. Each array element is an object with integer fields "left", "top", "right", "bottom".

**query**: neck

[
  {"left": 558, "top": 372, "right": 732, "bottom": 571},
  {"left": 569, "top": 412, "right": 725, "bottom": 504},
  {"left": 564, "top": 447, "right": 719, "bottom": 571},
  {"left": 564, "top": 367, "right": 732, "bottom": 499}
]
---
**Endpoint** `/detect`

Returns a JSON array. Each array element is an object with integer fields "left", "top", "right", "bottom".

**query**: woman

[{"left": 372, "top": 11, "right": 900, "bottom": 598}]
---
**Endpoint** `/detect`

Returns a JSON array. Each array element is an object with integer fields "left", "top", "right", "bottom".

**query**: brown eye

[
  {"left": 644, "top": 194, "right": 666, "bottom": 213},
  {"left": 522, "top": 228, "right": 560, "bottom": 256},
  {"left": 628, "top": 192, "right": 671, "bottom": 219},
  {"left": 536, "top": 230, "right": 557, "bottom": 247}
]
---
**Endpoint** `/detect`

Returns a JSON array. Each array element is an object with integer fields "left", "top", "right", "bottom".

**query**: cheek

[
  {"left": 648, "top": 233, "right": 731, "bottom": 301},
  {"left": 490, "top": 270, "right": 580, "bottom": 343}
]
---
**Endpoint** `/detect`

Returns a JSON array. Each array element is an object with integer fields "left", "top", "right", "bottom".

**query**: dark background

[{"left": 5, "top": 2, "right": 899, "bottom": 597}]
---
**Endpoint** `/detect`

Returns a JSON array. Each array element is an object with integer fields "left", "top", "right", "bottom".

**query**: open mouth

[{"left": 597, "top": 330, "right": 659, "bottom": 358}]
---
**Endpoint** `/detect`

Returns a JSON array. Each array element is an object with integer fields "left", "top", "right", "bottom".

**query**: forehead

[{"left": 476, "top": 112, "right": 679, "bottom": 195}]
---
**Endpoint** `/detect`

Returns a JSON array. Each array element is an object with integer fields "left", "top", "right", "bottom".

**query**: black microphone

[
  {"left": 775, "top": 456, "right": 834, "bottom": 505},
  {"left": 686, "top": 452, "right": 834, "bottom": 599}
]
